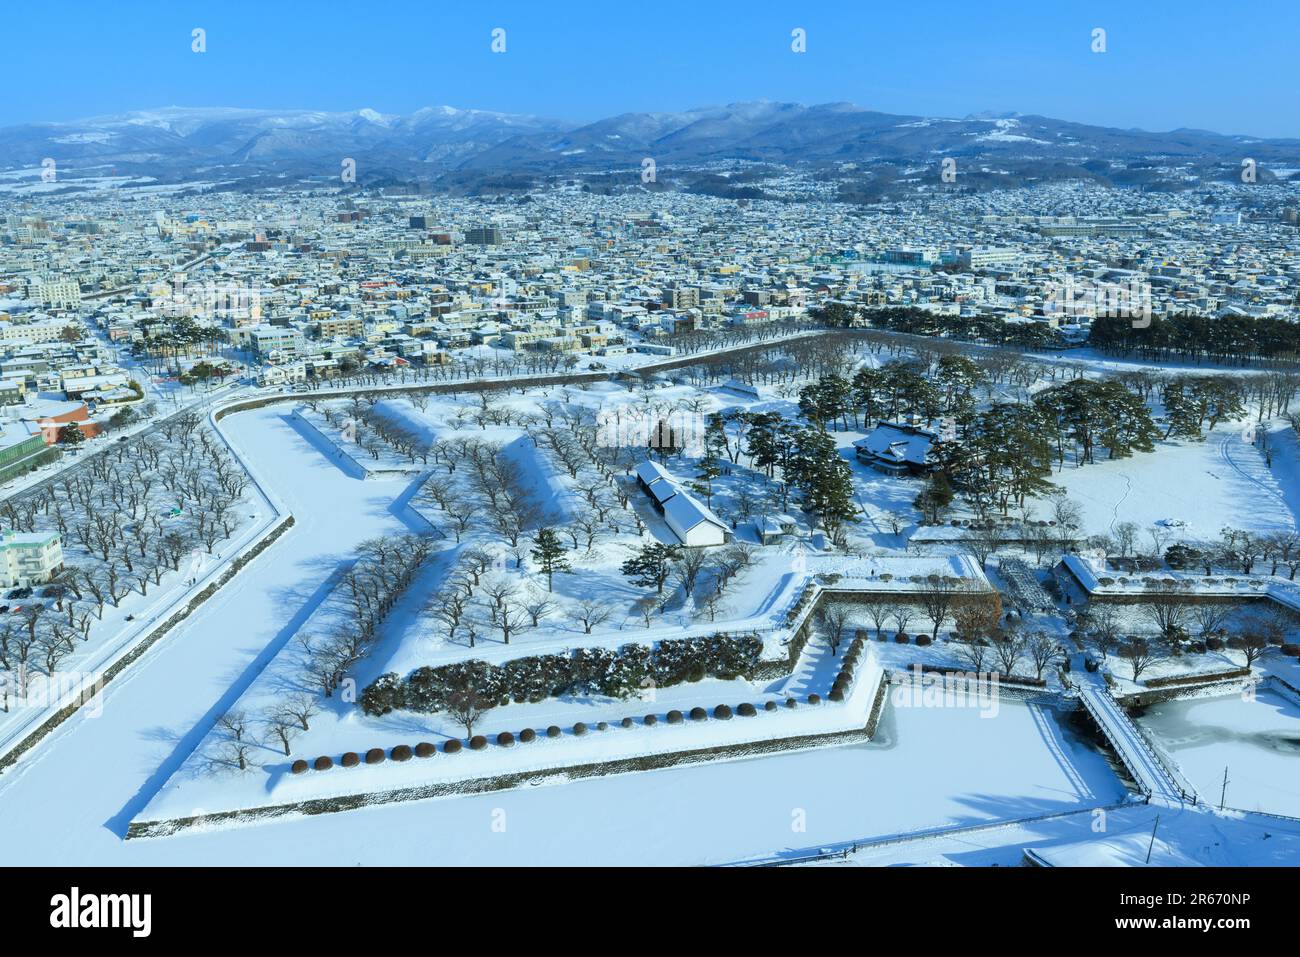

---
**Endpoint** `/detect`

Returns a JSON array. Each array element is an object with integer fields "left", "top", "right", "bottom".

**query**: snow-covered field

[{"left": 1047, "top": 423, "right": 1295, "bottom": 542}]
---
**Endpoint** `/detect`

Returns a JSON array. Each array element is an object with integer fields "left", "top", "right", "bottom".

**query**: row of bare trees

[{"left": 300, "top": 535, "right": 436, "bottom": 700}]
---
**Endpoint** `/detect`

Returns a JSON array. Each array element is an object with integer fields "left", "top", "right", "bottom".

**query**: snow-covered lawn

[
  {"left": 1135, "top": 688, "right": 1300, "bottom": 818},
  {"left": 1045, "top": 422, "right": 1294, "bottom": 541},
  {"left": 1, "top": 683, "right": 1124, "bottom": 865}
]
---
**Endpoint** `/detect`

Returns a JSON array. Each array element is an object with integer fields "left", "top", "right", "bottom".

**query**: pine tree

[
  {"left": 530, "top": 529, "right": 570, "bottom": 592},
  {"left": 744, "top": 412, "right": 783, "bottom": 477},
  {"left": 691, "top": 447, "right": 722, "bottom": 506},
  {"left": 621, "top": 542, "right": 683, "bottom": 594},
  {"left": 790, "top": 427, "right": 858, "bottom": 545},
  {"left": 58, "top": 422, "right": 86, "bottom": 446},
  {"left": 915, "top": 472, "right": 955, "bottom": 523}
]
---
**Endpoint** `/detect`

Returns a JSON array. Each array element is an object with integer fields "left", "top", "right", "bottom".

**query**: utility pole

[
  {"left": 1145, "top": 813, "right": 1160, "bottom": 865},
  {"left": 1220, "top": 765, "right": 1230, "bottom": 811}
]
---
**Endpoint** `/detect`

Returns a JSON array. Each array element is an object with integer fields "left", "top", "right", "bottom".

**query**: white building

[
  {"left": 0, "top": 530, "right": 63, "bottom": 588},
  {"left": 28, "top": 277, "right": 81, "bottom": 309},
  {"left": 634, "top": 460, "right": 731, "bottom": 547},
  {"left": 662, "top": 492, "right": 731, "bottom": 547}
]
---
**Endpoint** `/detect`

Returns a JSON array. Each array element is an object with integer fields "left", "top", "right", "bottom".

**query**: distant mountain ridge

[{"left": 3, "top": 101, "right": 1297, "bottom": 188}]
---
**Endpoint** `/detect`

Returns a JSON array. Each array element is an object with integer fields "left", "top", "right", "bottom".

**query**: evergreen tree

[
  {"left": 744, "top": 411, "right": 783, "bottom": 478},
  {"left": 789, "top": 427, "right": 858, "bottom": 545},
  {"left": 530, "top": 529, "right": 570, "bottom": 592},
  {"left": 58, "top": 422, "right": 86, "bottom": 446},
  {"left": 690, "top": 447, "right": 722, "bottom": 506},
  {"left": 621, "top": 542, "right": 683, "bottom": 594},
  {"left": 914, "top": 471, "right": 954, "bottom": 523}
]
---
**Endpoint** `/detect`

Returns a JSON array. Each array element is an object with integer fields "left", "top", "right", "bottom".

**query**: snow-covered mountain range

[{"left": 3, "top": 101, "right": 1296, "bottom": 186}]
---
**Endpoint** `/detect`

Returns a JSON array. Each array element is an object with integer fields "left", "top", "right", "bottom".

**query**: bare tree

[
  {"left": 1120, "top": 639, "right": 1156, "bottom": 681},
  {"left": 1025, "top": 631, "right": 1058, "bottom": 680},
  {"left": 957, "top": 640, "right": 989, "bottom": 674},
  {"left": 992, "top": 634, "right": 1025, "bottom": 677},
  {"left": 215, "top": 740, "right": 255, "bottom": 772},
  {"left": 674, "top": 548, "right": 711, "bottom": 598},
  {"left": 280, "top": 693, "right": 319, "bottom": 732},
  {"left": 887, "top": 603, "right": 915, "bottom": 637},
  {"left": 860, "top": 597, "right": 893, "bottom": 639},
  {"left": 816, "top": 604, "right": 850, "bottom": 655},
  {"left": 1089, "top": 603, "right": 1123, "bottom": 659},
  {"left": 634, "top": 595, "right": 659, "bottom": 629},
  {"left": 1190, "top": 602, "right": 1236, "bottom": 639},
  {"left": 217, "top": 709, "right": 249, "bottom": 742},
  {"left": 523, "top": 595, "right": 557, "bottom": 627},
  {"left": 445, "top": 689, "right": 492, "bottom": 738},
  {"left": 918, "top": 576, "right": 963, "bottom": 639},
  {"left": 960, "top": 525, "right": 1002, "bottom": 571},
  {"left": 264, "top": 709, "right": 299, "bottom": 756},
  {"left": 1229, "top": 630, "right": 1269, "bottom": 669},
  {"left": 570, "top": 598, "right": 615, "bottom": 634},
  {"left": 1141, "top": 582, "right": 1189, "bottom": 640}
]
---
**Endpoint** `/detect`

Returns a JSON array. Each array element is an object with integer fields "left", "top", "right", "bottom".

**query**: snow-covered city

[{"left": 2, "top": 0, "right": 1297, "bottom": 937}]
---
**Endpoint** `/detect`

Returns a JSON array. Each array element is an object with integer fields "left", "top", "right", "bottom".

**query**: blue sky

[{"left": 6, "top": 0, "right": 1298, "bottom": 137}]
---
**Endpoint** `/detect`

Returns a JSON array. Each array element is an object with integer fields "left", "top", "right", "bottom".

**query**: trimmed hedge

[
  {"left": 519, "top": 728, "right": 537, "bottom": 743},
  {"left": 573, "top": 722, "right": 588, "bottom": 736},
  {"left": 365, "top": 748, "right": 385, "bottom": 765},
  {"left": 546, "top": 725, "right": 561, "bottom": 738},
  {"left": 391, "top": 745, "right": 413, "bottom": 762},
  {"left": 689, "top": 707, "right": 707, "bottom": 721},
  {"left": 341, "top": 751, "right": 360, "bottom": 767},
  {"left": 713, "top": 704, "right": 733, "bottom": 720},
  {"left": 644, "top": 714, "right": 658, "bottom": 726},
  {"left": 496, "top": 732, "right": 515, "bottom": 747},
  {"left": 469, "top": 735, "right": 487, "bottom": 750},
  {"left": 414, "top": 742, "right": 437, "bottom": 758},
  {"left": 291, "top": 759, "right": 309, "bottom": 774},
  {"left": 361, "top": 632, "right": 765, "bottom": 717},
  {"left": 313, "top": 756, "right": 333, "bottom": 771},
  {"left": 738, "top": 702, "right": 757, "bottom": 717},
  {"left": 666, "top": 710, "right": 684, "bottom": 724},
  {"left": 444, "top": 739, "right": 462, "bottom": 754},
  {"left": 1144, "top": 667, "right": 1251, "bottom": 689}
]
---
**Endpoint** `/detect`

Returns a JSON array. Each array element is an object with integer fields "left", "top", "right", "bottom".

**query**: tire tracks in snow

[{"left": 1218, "top": 430, "right": 1295, "bottom": 531}]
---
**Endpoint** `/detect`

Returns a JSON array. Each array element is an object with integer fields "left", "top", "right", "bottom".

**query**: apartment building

[{"left": 0, "top": 530, "right": 64, "bottom": 588}]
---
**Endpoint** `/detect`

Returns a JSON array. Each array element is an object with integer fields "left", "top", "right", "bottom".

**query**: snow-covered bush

[{"left": 362, "top": 633, "right": 765, "bottom": 716}]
